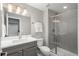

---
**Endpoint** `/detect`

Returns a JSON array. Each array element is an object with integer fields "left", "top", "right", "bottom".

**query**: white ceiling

[
  {"left": 27, "top": 3, "right": 77, "bottom": 13},
  {"left": 27, "top": 3, "right": 48, "bottom": 11}
]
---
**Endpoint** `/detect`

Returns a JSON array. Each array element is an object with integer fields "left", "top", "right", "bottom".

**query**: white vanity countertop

[{"left": 1, "top": 36, "right": 41, "bottom": 49}]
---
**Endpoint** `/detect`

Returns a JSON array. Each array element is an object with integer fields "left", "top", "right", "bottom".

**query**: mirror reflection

[{"left": 8, "top": 17, "right": 20, "bottom": 36}]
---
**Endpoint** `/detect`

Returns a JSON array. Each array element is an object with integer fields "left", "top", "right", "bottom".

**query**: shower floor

[{"left": 50, "top": 47, "right": 77, "bottom": 56}]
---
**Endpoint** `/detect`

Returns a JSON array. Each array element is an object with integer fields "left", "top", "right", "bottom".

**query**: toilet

[{"left": 37, "top": 38, "right": 51, "bottom": 56}]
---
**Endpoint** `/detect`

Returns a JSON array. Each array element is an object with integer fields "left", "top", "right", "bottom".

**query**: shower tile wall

[{"left": 60, "top": 8, "right": 78, "bottom": 54}]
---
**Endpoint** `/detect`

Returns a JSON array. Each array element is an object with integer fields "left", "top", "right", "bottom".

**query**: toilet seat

[
  {"left": 38, "top": 46, "right": 51, "bottom": 56},
  {"left": 37, "top": 38, "right": 51, "bottom": 55},
  {"left": 39, "top": 46, "right": 50, "bottom": 52}
]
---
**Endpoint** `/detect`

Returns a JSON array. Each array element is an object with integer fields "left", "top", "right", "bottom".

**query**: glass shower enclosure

[{"left": 49, "top": 10, "right": 77, "bottom": 56}]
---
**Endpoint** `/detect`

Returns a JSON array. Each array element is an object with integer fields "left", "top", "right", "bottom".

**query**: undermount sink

[
  {"left": 13, "top": 37, "right": 37, "bottom": 43},
  {"left": 13, "top": 39, "right": 28, "bottom": 43}
]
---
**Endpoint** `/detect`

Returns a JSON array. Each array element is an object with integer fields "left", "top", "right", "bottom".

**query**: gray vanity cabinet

[
  {"left": 2, "top": 41, "right": 37, "bottom": 56},
  {"left": 23, "top": 47, "right": 37, "bottom": 56},
  {"left": 7, "top": 50, "right": 22, "bottom": 56}
]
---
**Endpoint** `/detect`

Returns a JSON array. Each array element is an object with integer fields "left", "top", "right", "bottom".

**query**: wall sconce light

[
  {"left": 8, "top": 4, "right": 13, "bottom": 12},
  {"left": 7, "top": 4, "right": 30, "bottom": 17},
  {"left": 16, "top": 6, "right": 21, "bottom": 14},
  {"left": 22, "top": 9, "right": 28, "bottom": 16}
]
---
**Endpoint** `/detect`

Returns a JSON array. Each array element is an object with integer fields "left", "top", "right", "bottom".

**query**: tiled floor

[
  {"left": 51, "top": 47, "right": 77, "bottom": 56},
  {"left": 37, "top": 47, "right": 77, "bottom": 56}
]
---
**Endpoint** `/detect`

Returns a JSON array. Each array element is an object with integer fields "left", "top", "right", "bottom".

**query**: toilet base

[
  {"left": 37, "top": 47, "right": 57, "bottom": 56},
  {"left": 37, "top": 52, "right": 57, "bottom": 56}
]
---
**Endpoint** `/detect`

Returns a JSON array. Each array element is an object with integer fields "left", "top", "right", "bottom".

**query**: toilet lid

[{"left": 39, "top": 46, "right": 50, "bottom": 52}]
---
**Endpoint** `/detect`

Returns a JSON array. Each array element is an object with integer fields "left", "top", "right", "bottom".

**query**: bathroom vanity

[
  {"left": 2, "top": 41, "right": 37, "bottom": 56},
  {"left": 1, "top": 36, "right": 38, "bottom": 56}
]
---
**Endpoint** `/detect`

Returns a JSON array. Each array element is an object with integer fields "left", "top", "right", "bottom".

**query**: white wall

[
  {"left": 43, "top": 7, "right": 49, "bottom": 46},
  {"left": 43, "top": 8, "right": 57, "bottom": 46},
  {"left": 78, "top": 4, "right": 79, "bottom": 56},
  {"left": 24, "top": 4, "right": 43, "bottom": 35},
  {"left": 0, "top": 3, "right": 2, "bottom": 52},
  {"left": 0, "top": 3, "right": 1, "bottom": 52}
]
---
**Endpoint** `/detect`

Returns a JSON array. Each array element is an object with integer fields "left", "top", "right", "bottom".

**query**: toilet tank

[{"left": 37, "top": 38, "right": 43, "bottom": 47}]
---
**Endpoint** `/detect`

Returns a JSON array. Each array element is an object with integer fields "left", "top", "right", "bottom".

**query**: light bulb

[
  {"left": 16, "top": 7, "right": 21, "bottom": 14},
  {"left": 8, "top": 4, "right": 13, "bottom": 12},
  {"left": 22, "top": 9, "right": 28, "bottom": 16}
]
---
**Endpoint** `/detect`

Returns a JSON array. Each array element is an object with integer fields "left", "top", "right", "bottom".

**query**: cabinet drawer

[
  {"left": 23, "top": 47, "right": 37, "bottom": 56},
  {"left": 8, "top": 50, "right": 22, "bottom": 56}
]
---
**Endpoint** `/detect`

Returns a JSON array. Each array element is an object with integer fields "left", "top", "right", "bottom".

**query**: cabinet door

[
  {"left": 8, "top": 50, "right": 22, "bottom": 56},
  {"left": 23, "top": 47, "right": 37, "bottom": 56}
]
